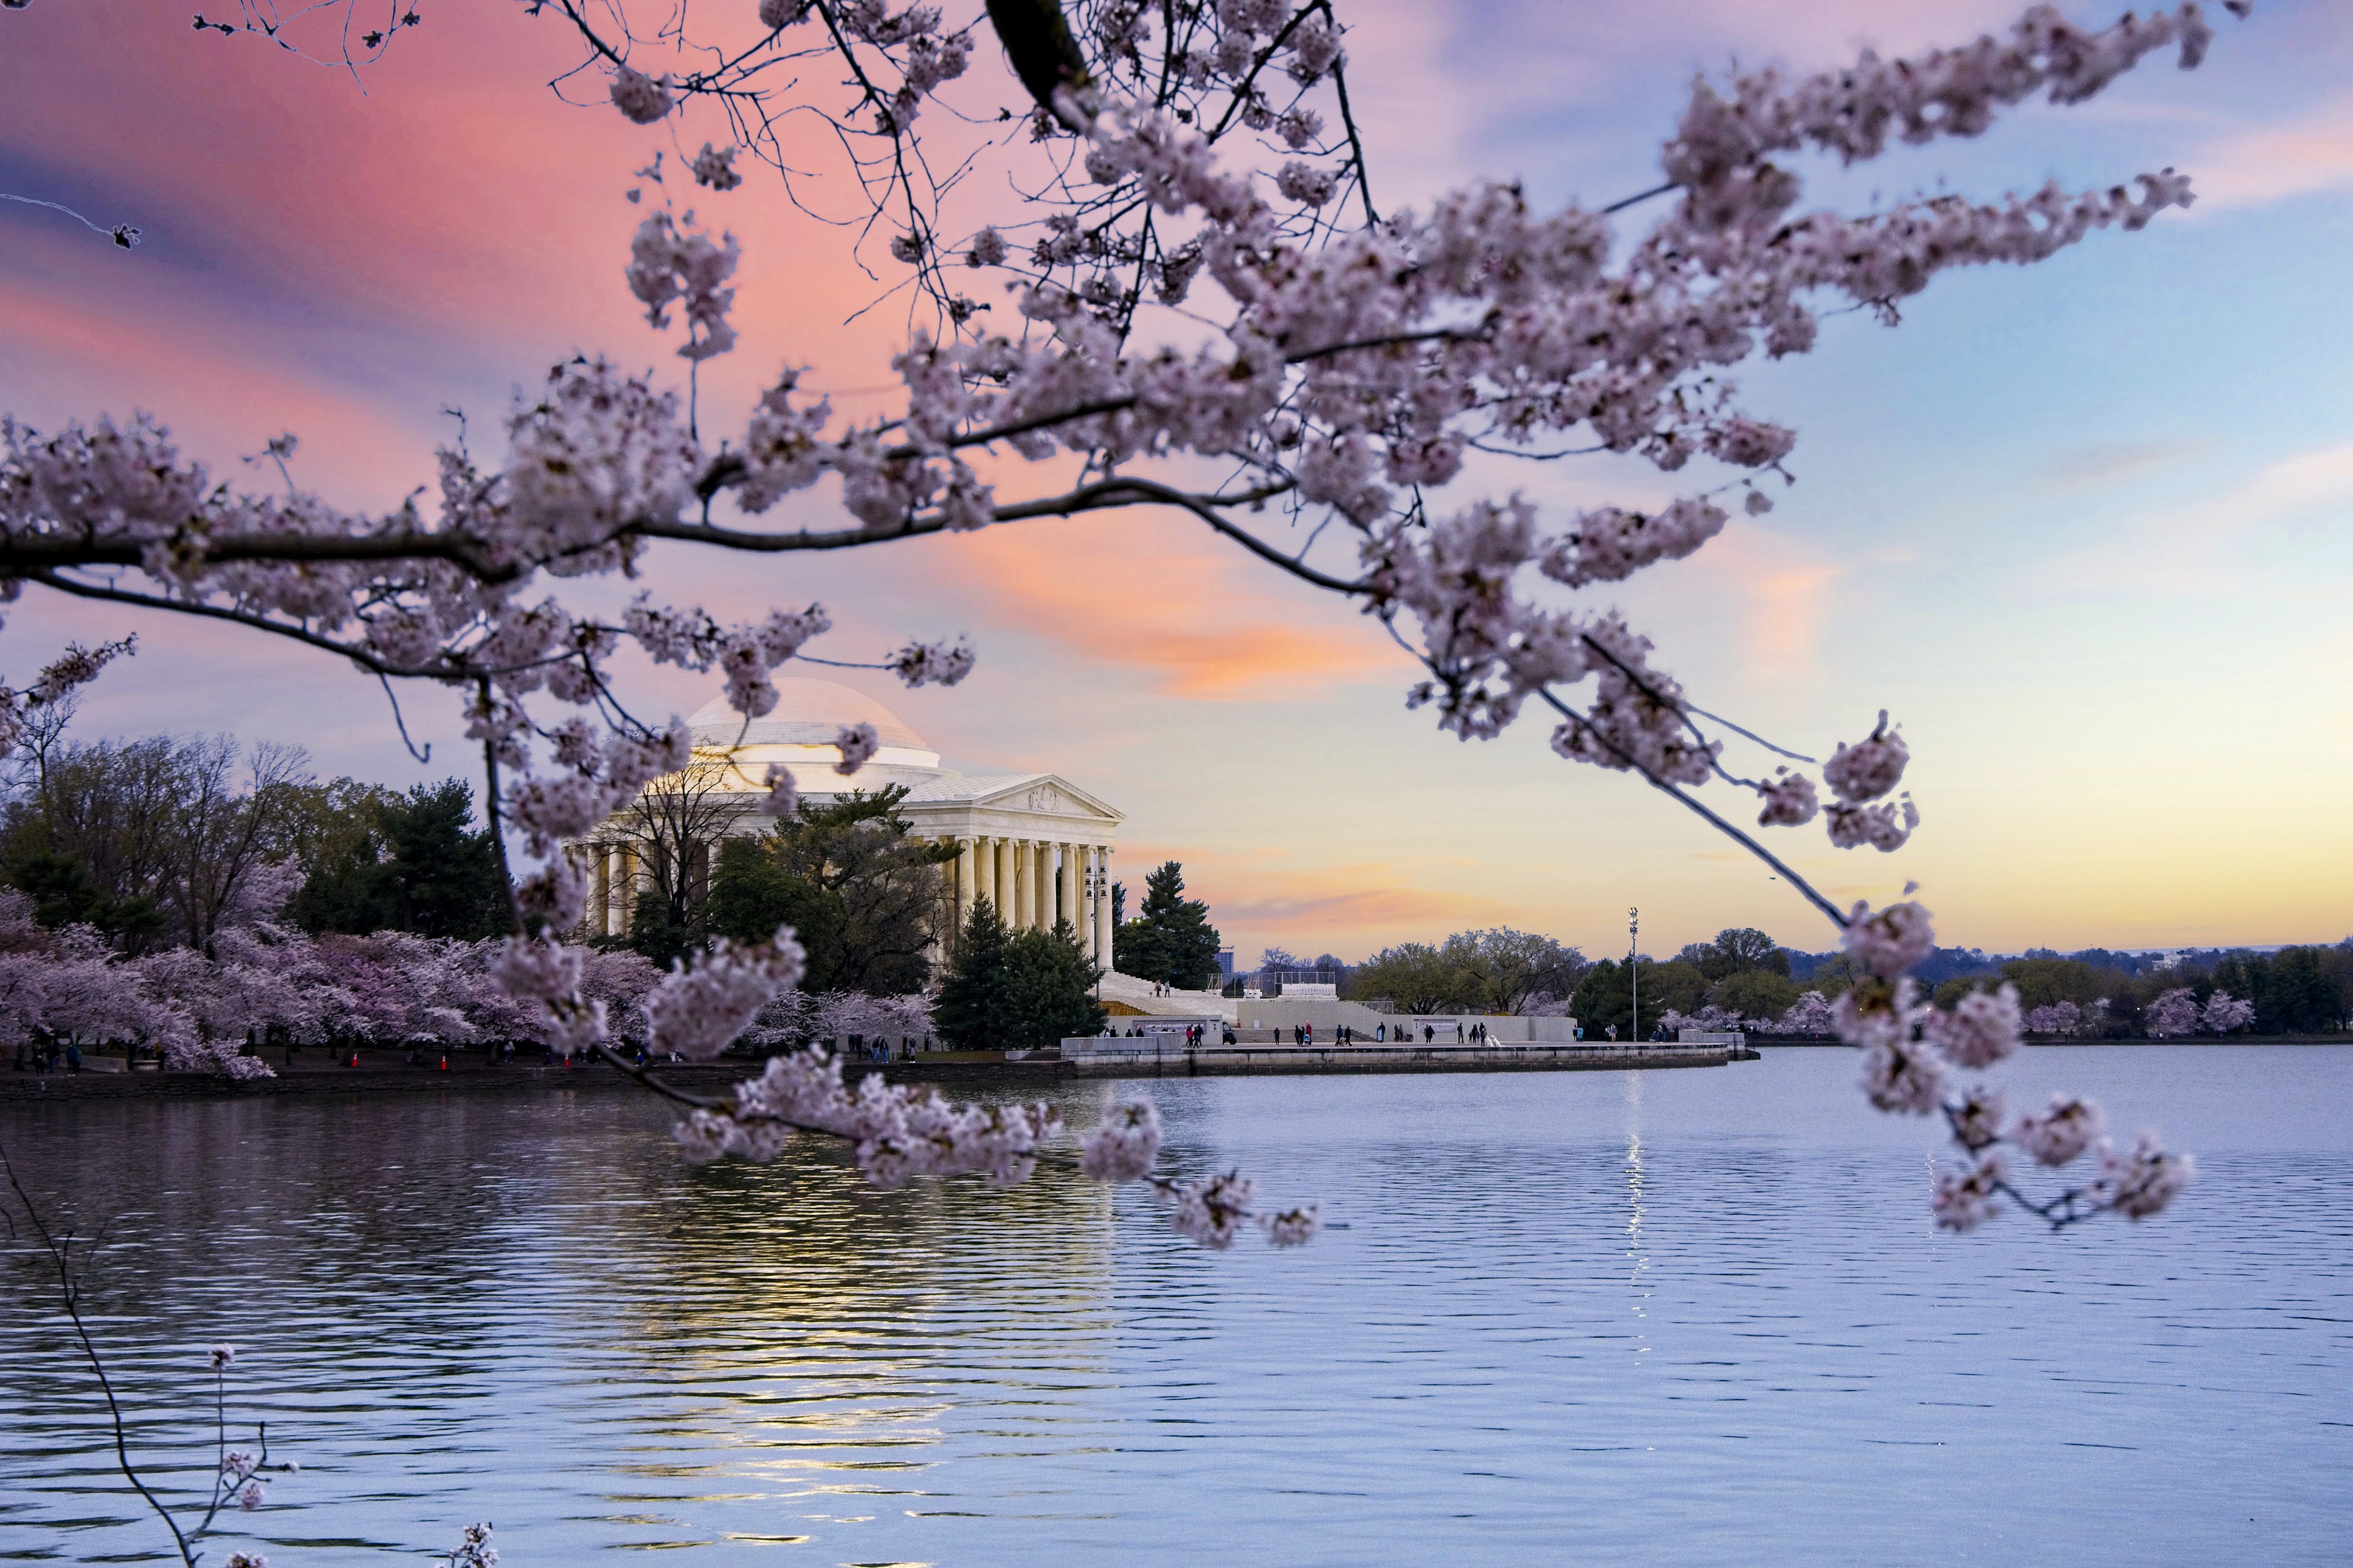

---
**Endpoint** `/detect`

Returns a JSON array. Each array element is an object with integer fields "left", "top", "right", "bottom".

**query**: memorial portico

[{"left": 577, "top": 678, "right": 1122, "bottom": 960}]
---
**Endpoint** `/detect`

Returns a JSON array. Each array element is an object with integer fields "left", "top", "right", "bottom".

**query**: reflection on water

[
  {"left": 2, "top": 1048, "right": 2351, "bottom": 1566},
  {"left": 1624, "top": 1071, "right": 1648, "bottom": 1353}
]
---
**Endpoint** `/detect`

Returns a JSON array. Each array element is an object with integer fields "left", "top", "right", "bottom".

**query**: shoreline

[
  {"left": 1758, "top": 1035, "right": 2351, "bottom": 1047},
  {"left": 0, "top": 1056, "right": 1059, "bottom": 1104},
  {"left": 6, "top": 1035, "right": 2341, "bottom": 1104}
]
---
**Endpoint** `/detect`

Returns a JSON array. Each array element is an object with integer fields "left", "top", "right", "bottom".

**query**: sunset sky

[{"left": 3, "top": 0, "right": 2349, "bottom": 965}]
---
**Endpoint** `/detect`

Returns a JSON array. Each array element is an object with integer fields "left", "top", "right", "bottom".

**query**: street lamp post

[{"left": 1628, "top": 907, "right": 1640, "bottom": 1044}]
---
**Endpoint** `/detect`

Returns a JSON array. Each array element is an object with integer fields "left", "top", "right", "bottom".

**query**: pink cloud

[{"left": 2187, "top": 91, "right": 2353, "bottom": 209}]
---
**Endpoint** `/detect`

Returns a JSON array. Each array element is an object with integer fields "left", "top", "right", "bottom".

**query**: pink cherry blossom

[
  {"left": 2014, "top": 1095, "right": 2105, "bottom": 1167},
  {"left": 2097, "top": 1130, "right": 2195, "bottom": 1219},
  {"left": 1079, "top": 1098, "right": 1162, "bottom": 1182}
]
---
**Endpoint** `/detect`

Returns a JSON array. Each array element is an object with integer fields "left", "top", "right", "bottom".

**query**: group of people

[
  {"left": 13, "top": 1040, "right": 86, "bottom": 1073},
  {"left": 1265, "top": 1019, "right": 1505, "bottom": 1047},
  {"left": 1100, "top": 1023, "right": 1237, "bottom": 1046}
]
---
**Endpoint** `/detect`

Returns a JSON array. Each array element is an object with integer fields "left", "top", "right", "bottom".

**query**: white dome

[
  {"left": 689, "top": 678, "right": 928, "bottom": 752},
  {"left": 687, "top": 678, "right": 941, "bottom": 779}
]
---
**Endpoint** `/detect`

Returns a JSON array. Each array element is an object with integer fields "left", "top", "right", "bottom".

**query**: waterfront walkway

[{"left": 1063, "top": 1038, "right": 1743, "bottom": 1075}]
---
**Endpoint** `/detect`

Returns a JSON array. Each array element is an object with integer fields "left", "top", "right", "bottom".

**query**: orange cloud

[
  {"left": 939, "top": 513, "right": 1405, "bottom": 699},
  {"left": 1687, "top": 522, "right": 1847, "bottom": 683}
]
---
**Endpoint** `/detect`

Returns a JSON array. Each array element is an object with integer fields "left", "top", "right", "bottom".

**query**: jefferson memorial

[{"left": 578, "top": 678, "right": 1123, "bottom": 960}]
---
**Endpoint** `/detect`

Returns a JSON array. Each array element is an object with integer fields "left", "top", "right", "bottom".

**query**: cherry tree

[
  {"left": 0, "top": 0, "right": 2252, "bottom": 1232},
  {"left": 2202, "top": 988, "right": 2255, "bottom": 1034},
  {"left": 1777, "top": 990, "right": 1834, "bottom": 1036},
  {"left": 2145, "top": 986, "right": 2201, "bottom": 1038},
  {"left": 2024, "top": 999, "right": 2083, "bottom": 1037}
]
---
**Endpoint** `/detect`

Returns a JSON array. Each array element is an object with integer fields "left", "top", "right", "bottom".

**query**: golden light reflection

[{"left": 1623, "top": 1072, "right": 1649, "bottom": 1356}]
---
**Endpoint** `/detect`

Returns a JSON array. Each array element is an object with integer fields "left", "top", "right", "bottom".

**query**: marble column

[
  {"left": 1094, "top": 846, "right": 1114, "bottom": 965},
  {"left": 591, "top": 847, "right": 611, "bottom": 937},
  {"left": 1078, "top": 846, "right": 1097, "bottom": 960},
  {"left": 1001, "top": 840, "right": 1021, "bottom": 931},
  {"left": 954, "top": 839, "right": 975, "bottom": 927},
  {"left": 1031, "top": 841, "right": 1051, "bottom": 931},
  {"left": 993, "top": 838, "right": 1012, "bottom": 920},
  {"left": 1059, "top": 843, "right": 1080, "bottom": 937}
]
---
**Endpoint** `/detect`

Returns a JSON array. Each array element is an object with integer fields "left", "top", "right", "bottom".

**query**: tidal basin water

[{"left": 2, "top": 1046, "right": 2349, "bottom": 1566}]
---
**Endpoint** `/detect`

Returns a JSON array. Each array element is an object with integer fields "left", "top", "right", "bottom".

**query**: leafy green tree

[
  {"left": 288, "top": 778, "right": 506, "bottom": 940},
  {"left": 1349, "top": 941, "right": 1476, "bottom": 1012},
  {"left": 1112, "top": 861, "right": 1221, "bottom": 987},
  {"left": 1572, "top": 958, "right": 1704, "bottom": 1040},
  {"left": 1707, "top": 968, "right": 1799, "bottom": 1021},
  {"left": 702, "top": 784, "right": 954, "bottom": 992},
  {"left": 1998, "top": 957, "right": 2125, "bottom": 1009},
  {"left": 1002, "top": 919, "right": 1106, "bottom": 1050},
  {"left": 1444, "top": 928, "right": 1587, "bottom": 1013},
  {"left": 1680, "top": 927, "right": 1787, "bottom": 982},
  {"left": 379, "top": 780, "right": 507, "bottom": 936},
  {"left": 1, "top": 844, "right": 167, "bottom": 943},
  {"left": 2, "top": 730, "right": 314, "bottom": 952},
  {"left": 623, "top": 888, "right": 703, "bottom": 970},
  {"left": 934, "top": 898, "right": 1018, "bottom": 1049},
  {"left": 2257, "top": 946, "right": 2344, "bottom": 1034}
]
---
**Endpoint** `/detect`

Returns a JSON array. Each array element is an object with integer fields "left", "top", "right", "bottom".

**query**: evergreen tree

[
  {"left": 378, "top": 779, "right": 507, "bottom": 938},
  {"left": 1001, "top": 919, "right": 1106, "bottom": 1050},
  {"left": 1, "top": 844, "right": 167, "bottom": 943},
  {"left": 934, "top": 897, "right": 1015, "bottom": 1049},
  {"left": 1112, "top": 860, "right": 1221, "bottom": 987},
  {"left": 702, "top": 785, "right": 953, "bottom": 992},
  {"left": 623, "top": 888, "right": 702, "bottom": 971},
  {"left": 288, "top": 778, "right": 504, "bottom": 940}
]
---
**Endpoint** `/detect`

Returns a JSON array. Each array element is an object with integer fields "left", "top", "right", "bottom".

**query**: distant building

[{"left": 576, "top": 678, "right": 1123, "bottom": 960}]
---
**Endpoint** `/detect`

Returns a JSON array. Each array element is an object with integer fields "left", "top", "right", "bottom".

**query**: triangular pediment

[{"left": 969, "top": 773, "right": 1123, "bottom": 822}]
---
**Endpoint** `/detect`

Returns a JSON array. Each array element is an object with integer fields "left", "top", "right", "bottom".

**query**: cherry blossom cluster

[
  {"left": 641, "top": 929, "right": 808, "bottom": 1059},
  {"left": 625, "top": 211, "right": 741, "bottom": 362},
  {"left": 2145, "top": 985, "right": 2202, "bottom": 1038},
  {"left": 0, "top": 636, "right": 134, "bottom": 752},
  {"left": 0, "top": 889, "right": 663, "bottom": 1077},
  {"left": 666, "top": 1059, "right": 1316, "bottom": 1246},
  {"left": 1833, "top": 899, "right": 2193, "bottom": 1231},
  {"left": 736, "top": 985, "right": 938, "bottom": 1051},
  {"left": 2146, "top": 985, "right": 2255, "bottom": 1037},
  {"left": 0, "top": 363, "right": 988, "bottom": 954},
  {"left": 439, "top": 1522, "right": 499, "bottom": 1568}
]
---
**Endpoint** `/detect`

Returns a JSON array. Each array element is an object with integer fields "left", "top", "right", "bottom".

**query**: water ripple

[{"left": 0, "top": 1046, "right": 2348, "bottom": 1565}]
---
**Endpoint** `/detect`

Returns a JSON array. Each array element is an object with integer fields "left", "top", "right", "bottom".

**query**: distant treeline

[
  {"left": 1784, "top": 942, "right": 2353, "bottom": 1036},
  {"left": 1265, "top": 923, "right": 2353, "bottom": 1040}
]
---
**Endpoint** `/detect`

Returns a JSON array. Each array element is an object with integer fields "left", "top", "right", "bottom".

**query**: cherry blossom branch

[
  {"left": 1531, "top": 687, "right": 1847, "bottom": 927},
  {"left": 1, "top": 1143, "right": 197, "bottom": 1566},
  {"left": 580, "top": 1034, "right": 1317, "bottom": 1246}
]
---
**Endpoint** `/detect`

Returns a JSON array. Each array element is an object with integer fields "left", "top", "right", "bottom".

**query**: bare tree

[{"left": 601, "top": 753, "right": 747, "bottom": 949}]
